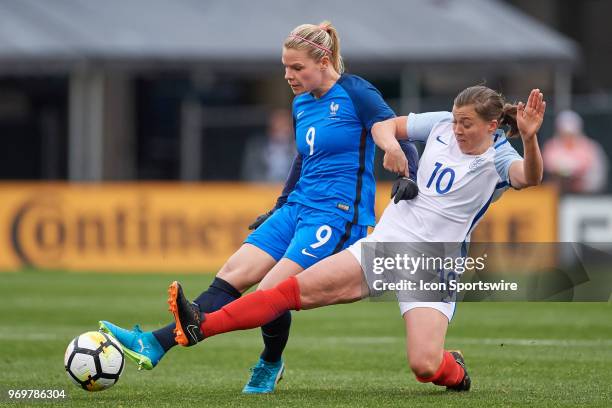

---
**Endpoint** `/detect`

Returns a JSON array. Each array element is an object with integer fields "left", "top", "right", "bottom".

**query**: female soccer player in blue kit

[{"left": 100, "top": 20, "right": 419, "bottom": 394}]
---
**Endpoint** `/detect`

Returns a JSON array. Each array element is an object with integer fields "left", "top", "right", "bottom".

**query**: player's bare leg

[
  {"left": 257, "top": 258, "right": 304, "bottom": 289},
  {"left": 217, "top": 244, "right": 278, "bottom": 292},
  {"left": 296, "top": 250, "right": 368, "bottom": 309},
  {"left": 404, "top": 307, "right": 470, "bottom": 391}
]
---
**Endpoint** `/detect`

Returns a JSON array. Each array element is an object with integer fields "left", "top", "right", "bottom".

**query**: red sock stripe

[
  {"left": 416, "top": 352, "right": 447, "bottom": 383},
  {"left": 200, "top": 276, "right": 301, "bottom": 337},
  {"left": 283, "top": 276, "right": 302, "bottom": 311},
  {"left": 416, "top": 351, "right": 464, "bottom": 387}
]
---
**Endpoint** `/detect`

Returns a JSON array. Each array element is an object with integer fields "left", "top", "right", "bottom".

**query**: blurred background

[{"left": 0, "top": 0, "right": 611, "bottom": 272}]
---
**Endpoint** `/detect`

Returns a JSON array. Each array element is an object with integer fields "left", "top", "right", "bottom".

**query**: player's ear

[
  {"left": 488, "top": 119, "right": 498, "bottom": 134},
  {"left": 319, "top": 55, "right": 330, "bottom": 71}
]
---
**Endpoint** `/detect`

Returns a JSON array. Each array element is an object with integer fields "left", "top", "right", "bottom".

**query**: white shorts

[
  {"left": 346, "top": 199, "right": 457, "bottom": 322},
  {"left": 397, "top": 301, "right": 456, "bottom": 322}
]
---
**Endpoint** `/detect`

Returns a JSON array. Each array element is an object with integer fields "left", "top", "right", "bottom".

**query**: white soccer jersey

[
  {"left": 347, "top": 111, "right": 523, "bottom": 320},
  {"left": 350, "top": 111, "right": 522, "bottom": 248},
  {"left": 399, "top": 111, "right": 522, "bottom": 242}
]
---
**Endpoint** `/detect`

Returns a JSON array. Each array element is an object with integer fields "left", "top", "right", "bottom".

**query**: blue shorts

[{"left": 245, "top": 203, "right": 367, "bottom": 269}]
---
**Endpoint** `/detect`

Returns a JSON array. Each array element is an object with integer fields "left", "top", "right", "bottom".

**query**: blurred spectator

[
  {"left": 241, "top": 108, "right": 295, "bottom": 182},
  {"left": 542, "top": 110, "right": 608, "bottom": 193}
]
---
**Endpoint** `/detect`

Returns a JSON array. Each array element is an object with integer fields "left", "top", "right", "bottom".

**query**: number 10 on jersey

[{"left": 426, "top": 162, "right": 455, "bottom": 194}]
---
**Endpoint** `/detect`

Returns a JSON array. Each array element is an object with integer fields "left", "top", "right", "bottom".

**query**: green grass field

[{"left": 1, "top": 270, "right": 611, "bottom": 407}]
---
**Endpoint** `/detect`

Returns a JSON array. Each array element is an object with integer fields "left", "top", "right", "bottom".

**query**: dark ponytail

[
  {"left": 499, "top": 103, "right": 519, "bottom": 138},
  {"left": 454, "top": 85, "right": 520, "bottom": 138}
]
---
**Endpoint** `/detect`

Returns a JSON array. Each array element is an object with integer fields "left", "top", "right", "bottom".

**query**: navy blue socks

[
  {"left": 260, "top": 310, "right": 292, "bottom": 363},
  {"left": 194, "top": 276, "right": 242, "bottom": 313},
  {"left": 152, "top": 277, "right": 241, "bottom": 352}
]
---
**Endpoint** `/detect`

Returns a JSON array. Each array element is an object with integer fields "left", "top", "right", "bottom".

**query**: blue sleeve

[
  {"left": 273, "top": 104, "right": 302, "bottom": 210},
  {"left": 340, "top": 75, "right": 395, "bottom": 131},
  {"left": 406, "top": 111, "right": 453, "bottom": 142},
  {"left": 494, "top": 137, "right": 523, "bottom": 184},
  {"left": 398, "top": 139, "right": 419, "bottom": 179},
  {"left": 273, "top": 153, "right": 302, "bottom": 210}
]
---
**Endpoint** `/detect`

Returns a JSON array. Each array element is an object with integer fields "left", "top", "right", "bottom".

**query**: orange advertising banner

[
  {"left": 0, "top": 183, "right": 280, "bottom": 272},
  {"left": 470, "top": 185, "right": 558, "bottom": 242},
  {"left": 0, "top": 183, "right": 557, "bottom": 273}
]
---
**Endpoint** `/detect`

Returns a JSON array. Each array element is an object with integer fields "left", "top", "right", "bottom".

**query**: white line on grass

[
  {"left": 452, "top": 337, "right": 612, "bottom": 347},
  {"left": 2, "top": 332, "right": 611, "bottom": 348},
  {"left": 331, "top": 337, "right": 612, "bottom": 347}
]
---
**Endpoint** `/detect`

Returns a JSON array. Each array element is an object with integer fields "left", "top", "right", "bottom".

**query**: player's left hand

[
  {"left": 517, "top": 89, "right": 546, "bottom": 140},
  {"left": 391, "top": 176, "right": 419, "bottom": 204}
]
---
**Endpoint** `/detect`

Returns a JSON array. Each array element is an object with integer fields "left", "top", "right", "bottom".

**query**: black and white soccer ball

[{"left": 64, "top": 331, "right": 125, "bottom": 392}]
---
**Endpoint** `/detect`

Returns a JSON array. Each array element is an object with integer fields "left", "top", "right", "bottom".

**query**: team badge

[
  {"left": 329, "top": 101, "right": 339, "bottom": 116},
  {"left": 469, "top": 157, "right": 486, "bottom": 172}
]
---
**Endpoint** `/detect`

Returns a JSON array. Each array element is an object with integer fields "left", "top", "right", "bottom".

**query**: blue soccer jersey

[{"left": 287, "top": 74, "right": 395, "bottom": 226}]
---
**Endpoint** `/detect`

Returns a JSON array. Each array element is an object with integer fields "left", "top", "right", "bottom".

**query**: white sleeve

[
  {"left": 406, "top": 111, "right": 453, "bottom": 142},
  {"left": 494, "top": 137, "right": 523, "bottom": 185}
]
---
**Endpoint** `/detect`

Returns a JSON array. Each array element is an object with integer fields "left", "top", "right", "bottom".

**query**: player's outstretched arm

[{"left": 509, "top": 89, "right": 546, "bottom": 189}]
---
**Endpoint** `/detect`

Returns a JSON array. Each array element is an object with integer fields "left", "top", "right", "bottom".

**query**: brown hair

[
  {"left": 453, "top": 85, "right": 519, "bottom": 137},
  {"left": 284, "top": 21, "right": 344, "bottom": 74}
]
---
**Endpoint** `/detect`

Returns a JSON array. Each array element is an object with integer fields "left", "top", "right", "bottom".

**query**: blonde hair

[{"left": 284, "top": 21, "right": 344, "bottom": 74}]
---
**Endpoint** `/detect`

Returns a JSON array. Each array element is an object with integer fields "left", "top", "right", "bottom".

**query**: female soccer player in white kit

[{"left": 168, "top": 85, "right": 546, "bottom": 391}]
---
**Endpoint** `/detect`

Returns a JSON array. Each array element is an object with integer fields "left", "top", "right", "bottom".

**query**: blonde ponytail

[{"left": 284, "top": 21, "right": 344, "bottom": 74}]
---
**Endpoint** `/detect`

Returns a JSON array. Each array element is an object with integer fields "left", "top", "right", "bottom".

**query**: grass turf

[{"left": 0, "top": 270, "right": 611, "bottom": 407}]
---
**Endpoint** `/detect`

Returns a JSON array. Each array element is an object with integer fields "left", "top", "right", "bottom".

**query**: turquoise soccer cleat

[
  {"left": 242, "top": 358, "right": 285, "bottom": 394},
  {"left": 98, "top": 320, "right": 165, "bottom": 370}
]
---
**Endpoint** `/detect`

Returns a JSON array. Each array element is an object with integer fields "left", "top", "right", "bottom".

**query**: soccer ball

[{"left": 64, "top": 331, "right": 125, "bottom": 392}]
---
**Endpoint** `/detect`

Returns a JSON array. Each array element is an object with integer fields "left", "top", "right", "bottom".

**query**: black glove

[
  {"left": 248, "top": 210, "right": 274, "bottom": 230},
  {"left": 391, "top": 177, "right": 419, "bottom": 204}
]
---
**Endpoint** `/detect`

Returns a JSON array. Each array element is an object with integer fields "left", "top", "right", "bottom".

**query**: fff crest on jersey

[
  {"left": 329, "top": 101, "right": 339, "bottom": 116},
  {"left": 469, "top": 157, "right": 486, "bottom": 172}
]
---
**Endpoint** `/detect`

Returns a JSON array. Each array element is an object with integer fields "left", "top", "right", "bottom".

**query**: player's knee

[
  {"left": 217, "top": 258, "right": 254, "bottom": 292},
  {"left": 296, "top": 278, "right": 340, "bottom": 309},
  {"left": 217, "top": 258, "right": 239, "bottom": 279},
  {"left": 409, "top": 356, "right": 440, "bottom": 379},
  {"left": 303, "top": 288, "right": 357, "bottom": 310},
  {"left": 299, "top": 290, "right": 327, "bottom": 309},
  {"left": 331, "top": 284, "right": 363, "bottom": 304}
]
